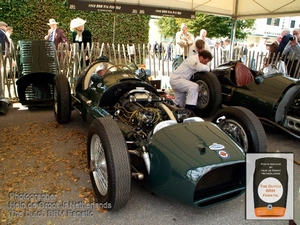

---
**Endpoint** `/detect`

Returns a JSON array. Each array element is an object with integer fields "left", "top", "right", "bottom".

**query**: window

[
  {"left": 266, "top": 18, "right": 280, "bottom": 26},
  {"left": 273, "top": 18, "right": 280, "bottom": 26},
  {"left": 290, "top": 20, "right": 295, "bottom": 28}
]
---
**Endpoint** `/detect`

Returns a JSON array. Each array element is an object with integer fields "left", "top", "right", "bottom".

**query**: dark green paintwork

[
  {"left": 73, "top": 59, "right": 248, "bottom": 207},
  {"left": 145, "top": 122, "right": 245, "bottom": 206},
  {"left": 222, "top": 72, "right": 300, "bottom": 119}
]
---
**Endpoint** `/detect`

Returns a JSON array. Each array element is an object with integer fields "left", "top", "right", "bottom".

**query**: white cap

[{"left": 96, "top": 63, "right": 106, "bottom": 72}]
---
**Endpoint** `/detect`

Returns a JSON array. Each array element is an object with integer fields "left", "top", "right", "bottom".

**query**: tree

[
  {"left": 0, "top": 0, "right": 150, "bottom": 45},
  {"left": 156, "top": 13, "right": 255, "bottom": 41}
]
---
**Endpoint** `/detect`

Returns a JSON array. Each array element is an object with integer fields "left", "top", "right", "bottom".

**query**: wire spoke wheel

[
  {"left": 90, "top": 134, "right": 108, "bottom": 196},
  {"left": 219, "top": 118, "right": 249, "bottom": 151}
]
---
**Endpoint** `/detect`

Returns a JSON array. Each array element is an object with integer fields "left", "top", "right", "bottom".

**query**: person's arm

[
  {"left": 282, "top": 42, "right": 291, "bottom": 56},
  {"left": 85, "top": 30, "right": 92, "bottom": 45},
  {"left": 277, "top": 35, "right": 290, "bottom": 54},
  {"left": 188, "top": 44, "right": 197, "bottom": 57},
  {"left": 59, "top": 29, "right": 69, "bottom": 45},
  {"left": 195, "top": 63, "right": 210, "bottom": 72},
  {"left": 190, "top": 56, "right": 210, "bottom": 72},
  {"left": 187, "top": 33, "right": 194, "bottom": 46},
  {"left": 72, "top": 32, "right": 76, "bottom": 43},
  {"left": 0, "top": 33, "right": 8, "bottom": 56}
]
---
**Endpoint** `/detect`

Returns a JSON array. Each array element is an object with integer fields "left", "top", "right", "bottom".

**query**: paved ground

[{"left": 0, "top": 103, "right": 299, "bottom": 225}]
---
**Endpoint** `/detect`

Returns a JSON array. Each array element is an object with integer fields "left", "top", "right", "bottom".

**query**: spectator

[
  {"left": 5, "top": 26, "right": 14, "bottom": 53},
  {"left": 158, "top": 42, "right": 164, "bottom": 60},
  {"left": 170, "top": 50, "right": 212, "bottom": 110},
  {"left": 257, "top": 35, "right": 269, "bottom": 53},
  {"left": 223, "top": 39, "right": 231, "bottom": 62},
  {"left": 267, "top": 35, "right": 282, "bottom": 63},
  {"left": 90, "top": 63, "right": 108, "bottom": 89},
  {"left": 248, "top": 43, "right": 257, "bottom": 70},
  {"left": 164, "top": 41, "right": 173, "bottom": 61},
  {"left": 95, "top": 63, "right": 108, "bottom": 77},
  {"left": 44, "top": 19, "right": 69, "bottom": 50},
  {"left": 153, "top": 41, "right": 159, "bottom": 58},
  {"left": 195, "top": 29, "right": 214, "bottom": 47},
  {"left": 5, "top": 26, "right": 16, "bottom": 76},
  {"left": 212, "top": 40, "right": 223, "bottom": 66},
  {"left": 220, "top": 40, "right": 225, "bottom": 49},
  {"left": 233, "top": 43, "right": 242, "bottom": 60},
  {"left": 276, "top": 28, "right": 292, "bottom": 56},
  {"left": 282, "top": 35, "right": 300, "bottom": 77},
  {"left": 175, "top": 23, "right": 193, "bottom": 59},
  {"left": 242, "top": 44, "right": 248, "bottom": 64},
  {"left": 0, "top": 21, "right": 9, "bottom": 56},
  {"left": 293, "top": 28, "right": 300, "bottom": 42},
  {"left": 70, "top": 17, "right": 92, "bottom": 66}
]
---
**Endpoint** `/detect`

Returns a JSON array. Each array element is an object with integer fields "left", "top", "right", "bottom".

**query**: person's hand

[{"left": 294, "top": 35, "right": 298, "bottom": 43}]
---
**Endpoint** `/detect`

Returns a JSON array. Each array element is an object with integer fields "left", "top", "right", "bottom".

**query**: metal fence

[{"left": 1, "top": 42, "right": 299, "bottom": 100}]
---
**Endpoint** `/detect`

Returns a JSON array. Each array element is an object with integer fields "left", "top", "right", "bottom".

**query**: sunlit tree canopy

[{"left": 156, "top": 13, "right": 255, "bottom": 41}]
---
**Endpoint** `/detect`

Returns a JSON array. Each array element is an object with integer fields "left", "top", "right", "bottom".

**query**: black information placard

[
  {"left": 246, "top": 153, "right": 293, "bottom": 220},
  {"left": 68, "top": 0, "right": 196, "bottom": 19}
]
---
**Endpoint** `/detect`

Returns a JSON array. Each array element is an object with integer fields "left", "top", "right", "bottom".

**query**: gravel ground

[{"left": 0, "top": 103, "right": 299, "bottom": 225}]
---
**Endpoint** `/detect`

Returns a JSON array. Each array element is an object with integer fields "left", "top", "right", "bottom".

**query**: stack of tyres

[{"left": 16, "top": 40, "right": 59, "bottom": 106}]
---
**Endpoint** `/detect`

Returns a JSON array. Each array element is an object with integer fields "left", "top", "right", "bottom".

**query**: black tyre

[
  {"left": 191, "top": 72, "right": 222, "bottom": 117},
  {"left": 53, "top": 75, "right": 71, "bottom": 124},
  {"left": 87, "top": 117, "right": 131, "bottom": 211},
  {"left": 212, "top": 106, "right": 267, "bottom": 153}
]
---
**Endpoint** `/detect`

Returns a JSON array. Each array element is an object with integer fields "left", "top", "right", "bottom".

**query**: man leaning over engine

[{"left": 170, "top": 50, "right": 212, "bottom": 111}]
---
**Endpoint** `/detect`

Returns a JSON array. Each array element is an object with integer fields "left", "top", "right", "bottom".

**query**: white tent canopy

[{"left": 95, "top": 0, "right": 300, "bottom": 19}]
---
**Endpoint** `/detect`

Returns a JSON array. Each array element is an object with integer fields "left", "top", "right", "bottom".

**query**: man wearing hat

[
  {"left": 0, "top": 21, "right": 9, "bottom": 56},
  {"left": 70, "top": 17, "right": 92, "bottom": 66},
  {"left": 90, "top": 63, "right": 108, "bottom": 89},
  {"left": 44, "top": 19, "right": 69, "bottom": 49}
]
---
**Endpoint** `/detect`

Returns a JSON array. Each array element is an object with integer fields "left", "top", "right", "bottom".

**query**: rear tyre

[
  {"left": 212, "top": 106, "right": 267, "bottom": 153},
  {"left": 87, "top": 117, "right": 131, "bottom": 211},
  {"left": 191, "top": 72, "right": 222, "bottom": 117},
  {"left": 53, "top": 75, "right": 71, "bottom": 124}
]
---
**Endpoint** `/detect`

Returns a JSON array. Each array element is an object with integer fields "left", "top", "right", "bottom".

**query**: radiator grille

[{"left": 194, "top": 162, "right": 245, "bottom": 207}]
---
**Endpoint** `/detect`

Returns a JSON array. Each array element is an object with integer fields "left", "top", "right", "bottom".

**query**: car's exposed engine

[{"left": 113, "top": 89, "right": 191, "bottom": 141}]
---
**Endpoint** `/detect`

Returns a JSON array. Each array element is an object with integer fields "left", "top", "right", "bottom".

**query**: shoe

[{"left": 185, "top": 104, "right": 196, "bottom": 110}]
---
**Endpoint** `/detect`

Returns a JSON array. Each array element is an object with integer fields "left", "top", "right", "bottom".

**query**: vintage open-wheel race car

[
  {"left": 16, "top": 40, "right": 58, "bottom": 106},
  {"left": 53, "top": 56, "right": 267, "bottom": 211},
  {"left": 210, "top": 61, "right": 300, "bottom": 139}
]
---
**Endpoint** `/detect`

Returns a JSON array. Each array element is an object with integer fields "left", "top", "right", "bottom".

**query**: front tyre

[
  {"left": 191, "top": 72, "right": 222, "bottom": 117},
  {"left": 212, "top": 106, "right": 267, "bottom": 153},
  {"left": 53, "top": 75, "right": 71, "bottom": 124},
  {"left": 87, "top": 117, "right": 131, "bottom": 211}
]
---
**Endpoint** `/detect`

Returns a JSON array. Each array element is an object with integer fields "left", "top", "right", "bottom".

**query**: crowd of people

[
  {"left": 1, "top": 19, "right": 300, "bottom": 110},
  {"left": 150, "top": 26, "right": 300, "bottom": 69},
  {"left": 166, "top": 24, "right": 300, "bottom": 111},
  {"left": 0, "top": 17, "right": 92, "bottom": 67}
]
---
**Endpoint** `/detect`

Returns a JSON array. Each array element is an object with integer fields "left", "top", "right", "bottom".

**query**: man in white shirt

[
  {"left": 188, "top": 39, "right": 211, "bottom": 57},
  {"left": 195, "top": 29, "right": 214, "bottom": 47},
  {"left": 170, "top": 50, "right": 212, "bottom": 110}
]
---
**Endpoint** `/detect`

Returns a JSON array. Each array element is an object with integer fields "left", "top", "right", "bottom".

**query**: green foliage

[
  {"left": 156, "top": 13, "right": 255, "bottom": 41},
  {"left": 0, "top": 0, "right": 150, "bottom": 45}
]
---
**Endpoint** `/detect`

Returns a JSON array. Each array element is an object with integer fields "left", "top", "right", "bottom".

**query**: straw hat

[
  {"left": 47, "top": 19, "right": 58, "bottom": 25},
  {"left": 0, "top": 21, "right": 8, "bottom": 27},
  {"left": 70, "top": 17, "right": 86, "bottom": 31}
]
